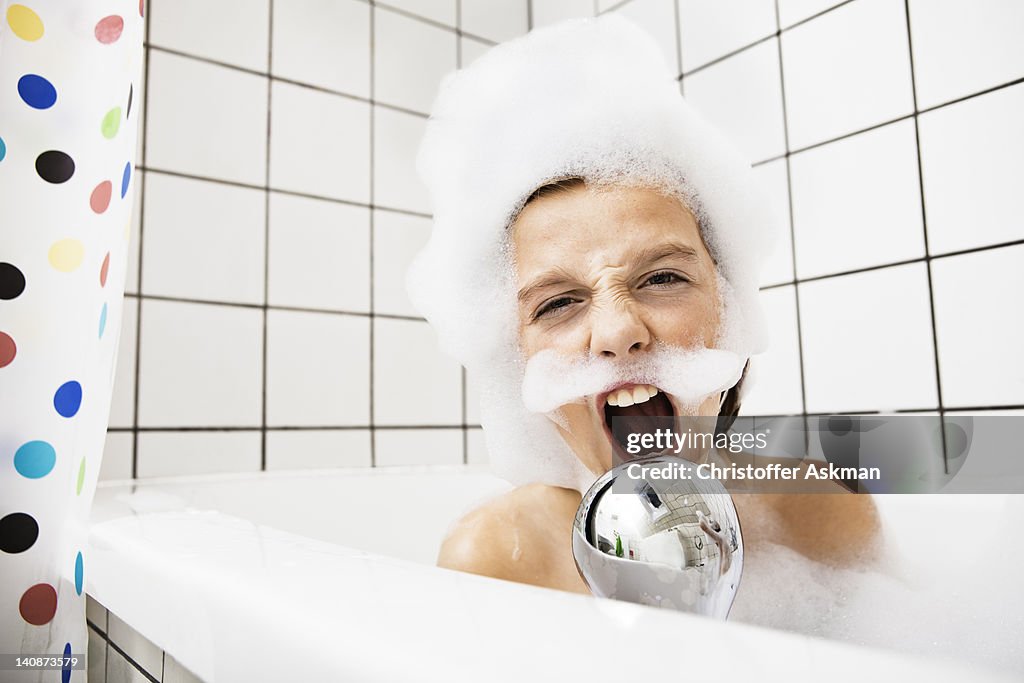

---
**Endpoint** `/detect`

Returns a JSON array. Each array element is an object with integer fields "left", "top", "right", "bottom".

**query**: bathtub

[{"left": 86, "top": 465, "right": 1020, "bottom": 682}]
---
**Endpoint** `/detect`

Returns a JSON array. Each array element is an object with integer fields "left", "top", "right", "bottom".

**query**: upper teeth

[{"left": 606, "top": 384, "right": 659, "bottom": 407}]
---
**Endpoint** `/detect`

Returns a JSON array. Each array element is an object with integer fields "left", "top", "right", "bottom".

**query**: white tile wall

[
  {"left": 267, "top": 194, "right": 371, "bottom": 313},
  {"left": 931, "top": 245, "right": 1024, "bottom": 408},
  {"left": 373, "top": 318, "right": 462, "bottom": 426},
  {"left": 271, "top": 0, "right": 371, "bottom": 98},
  {"left": 740, "top": 286, "right": 804, "bottom": 415},
  {"left": 124, "top": 170, "right": 142, "bottom": 296},
  {"left": 265, "top": 309, "right": 370, "bottom": 427},
  {"left": 678, "top": 0, "right": 776, "bottom": 71},
  {"left": 908, "top": 0, "right": 1024, "bottom": 110},
  {"left": 685, "top": 38, "right": 786, "bottom": 163},
  {"left": 106, "top": 0, "right": 1023, "bottom": 482},
  {"left": 799, "top": 263, "right": 938, "bottom": 413},
  {"left": 461, "top": 0, "right": 528, "bottom": 42},
  {"left": 613, "top": 0, "right": 680, "bottom": 75},
  {"left": 790, "top": 119, "right": 924, "bottom": 278},
  {"left": 142, "top": 174, "right": 266, "bottom": 304},
  {"left": 145, "top": 51, "right": 268, "bottom": 185},
  {"left": 781, "top": 0, "right": 914, "bottom": 149},
  {"left": 372, "top": 107, "right": 431, "bottom": 213},
  {"left": 374, "top": 428, "right": 463, "bottom": 466},
  {"left": 137, "top": 300, "right": 263, "bottom": 427},
  {"left": 531, "top": 0, "right": 595, "bottom": 29},
  {"left": 918, "top": 83, "right": 1024, "bottom": 255},
  {"left": 269, "top": 81, "right": 371, "bottom": 203},
  {"left": 372, "top": 209, "right": 431, "bottom": 317},
  {"left": 373, "top": 8, "right": 457, "bottom": 114},
  {"left": 149, "top": 0, "right": 270, "bottom": 71}
]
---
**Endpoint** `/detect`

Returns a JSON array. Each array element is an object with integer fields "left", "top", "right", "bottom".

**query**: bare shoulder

[{"left": 436, "top": 482, "right": 581, "bottom": 588}]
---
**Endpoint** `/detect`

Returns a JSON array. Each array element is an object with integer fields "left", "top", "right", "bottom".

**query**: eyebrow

[{"left": 516, "top": 241, "right": 701, "bottom": 304}]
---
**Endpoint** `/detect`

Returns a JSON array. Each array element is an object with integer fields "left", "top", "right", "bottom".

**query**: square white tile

[
  {"left": 265, "top": 310, "right": 370, "bottom": 427},
  {"left": 777, "top": 0, "right": 846, "bottom": 28},
  {"left": 373, "top": 7, "right": 457, "bottom": 114},
  {"left": 373, "top": 209, "right": 431, "bottom": 317},
  {"left": 752, "top": 158, "right": 794, "bottom": 287},
  {"left": 918, "top": 83, "right": 1024, "bottom": 255},
  {"left": 272, "top": 0, "right": 371, "bottom": 97},
  {"left": 108, "top": 297, "right": 137, "bottom": 428},
  {"left": 100, "top": 431, "right": 134, "bottom": 481},
  {"left": 145, "top": 51, "right": 268, "bottom": 185},
  {"left": 269, "top": 81, "right": 371, "bottom": 203},
  {"left": 931, "top": 245, "right": 1024, "bottom": 408},
  {"left": 164, "top": 654, "right": 205, "bottom": 683},
  {"left": 107, "top": 612, "right": 163, "bottom": 680},
  {"left": 531, "top": 0, "right": 596, "bottom": 28},
  {"left": 466, "top": 427, "right": 488, "bottom": 465},
  {"left": 87, "top": 627, "right": 106, "bottom": 683},
  {"left": 374, "top": 428, "right": 463, "bottom": 466},
  {"left": 373, "top": 107, "right": 431, "bottom": 213},
  {"left": 266, "top": 429, "right": 372, "bottom": 469},
  {"left": 136, "top": 430, "right": 262, "bottom": 477},
  {"left": 373, "top": 318, "right": 462, "bottom": 425},
  {"left": 267, "top": 193, "right": 371, "bottom": 313},
  {"left": 380, "top": 0, "right": 456, "bottom": 26},
  {"left": 125, "top": 169, "right": 142, "bottom": 295},
  {"left": 613, "top": 0, "right": 681, "bottom": 75},
  {"left": 460, "top": 35, "right": 492, "bottom": 68},
  {"left": 86, "top": 595, "right": 108, "bottom": 631},
  {"left": 678, "top": 0, "right": 777, "bottom": 72},
  {"left": 791, "top": 119, "right": 925, "bottom": 279},
  {"left": 799, "top": 263, "right": 938, "bottom": 412},
  {"left": 461, "top": 0, "right": 528, "bottom": 42},
  {"left": 464, "top": 368, "right": 482, "bottom": 425},
  {"left": 739, "top": 286, "right": 804, "bottom": 415},
  {"left": 133, "top": 55, "right": 147, "bottom": 169},
  {"left": 137, "top": 300, "right": 263, "bottom": 427},
  {"left": 105, "top": 642, "right": 152, "bottom": 683},
  {"left": 149, "top": 0, "right": 270, "bottom": 71},
  {"left": 781, "top": 0, "right": 914, "bottom": 149},
  {"left": 909, "top": 0, "right": 1024, "bottom": 110},
  {"left": 141, "top": 174, "right": 266, "bottom": 304},
  {"left": 684, "top": 38, "right": 786, "bottom": 163}
]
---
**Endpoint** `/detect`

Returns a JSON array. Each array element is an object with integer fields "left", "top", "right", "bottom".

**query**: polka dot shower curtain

[{"left": 1, "top": 2, "right": 143, "bottom": 680}]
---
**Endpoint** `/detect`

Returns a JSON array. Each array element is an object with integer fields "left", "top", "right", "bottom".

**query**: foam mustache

[{"left": 521, "top": 343, "right": 746, "bottom": 414}]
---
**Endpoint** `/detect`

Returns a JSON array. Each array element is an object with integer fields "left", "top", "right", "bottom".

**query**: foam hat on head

[{"left": 405, "top": 14, "right": 782, "bottom": 493}]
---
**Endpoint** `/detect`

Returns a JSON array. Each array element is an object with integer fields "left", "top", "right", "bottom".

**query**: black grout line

[
  {"left": 672, "top": 0, "right": 683, "bottom": 79},
  {"left": 134, "top": 164, "right": 433, "bottom": 219},
  {"left": 89, "top": 620, "right": 161, "bottom": 683},
  {"left": 121, "top": 292, "right": 427, "bottom": 321},
  {"left": 903, "top": 0, "right": 948, "bottom": 474},
  {"left": 261, "top": 1, "right": 274, "bottom": 472},
  {"left": 369, "top": 1, "right": 377, "bottom": 468},
  {"left": 457, "top": 0, "right": 468, "bottom": 466},
  {"left": 772, "top": 0, "right": 809, "bottom": 454},
  {"left": 131, "top": 3, "right": 153, "bottom": 480}
]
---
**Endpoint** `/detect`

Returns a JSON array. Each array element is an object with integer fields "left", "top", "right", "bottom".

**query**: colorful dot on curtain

[
  {"left": 14, "top": 441, "right": 56, "bottom": 478},
  {"left": 19, "top": 583, "right": 57, "bottom": 625},
  {"left": 99, "top": 253, "right": 110, "bottom": 287},
  {"left": 0, "top": 512, "right": 39, "bottom": 553},
  {"left": 0, "top": 262, "right": 27, "bottom": 299},
  {"left": 6, "top": 4, "right": 44, "bottom": 41},
  {"left": 0, "top": 331, "right": 15, "bottom": 367},
  {"left": 18, "top": 74, "right": 57, "bottom": 109},
  {"left": 139, "top": 0, "right": 144, "bottom": 19},
  {"left": 90, "top": 180, "right": 112, "bottom": 213},
  {"left": 76, "top": 457, "right": 86, "bottom": 495},
  {"left": 54, "top": 380, "right": 82, "bottom": 417},
  {"left": 98, "top": 302, "right": 107, "bottom": 338},
  {"left": 94, "top": 15, "right": 123, "bottom": 44},
  {"left": 61, "top": 642, "right": 72, "bottom": 683},
  {"left": 121, "top": 162, "right": 131, "bottom": 198},
  {"left": 48, "top": 238, "right": 85, "bottom": 272},
  {"left": 74, "top": 552, "right": 84, "bottom": 594},
  {"left": 0, "top": 135, "right": 6, "bottom": 162},
  {"left": 127, "top": 83, "right": 133, "bottom": 119},
  {"left": 101, "top": 107, "right": 121, "bottom": 139},
  {"left": 36, "top": 150, "right": 75, "bottom": 183}
]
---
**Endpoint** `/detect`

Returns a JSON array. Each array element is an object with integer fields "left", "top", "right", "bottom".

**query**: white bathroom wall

[{"left": 104, "top": 0, "right": 1024, "bottom": 485}]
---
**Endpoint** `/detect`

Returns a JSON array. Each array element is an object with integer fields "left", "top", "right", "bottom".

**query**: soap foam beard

[{"left": 520, "top": 341, "right": 746, "bottom": 416}]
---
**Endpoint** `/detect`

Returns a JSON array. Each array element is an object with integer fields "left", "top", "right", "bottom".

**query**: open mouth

[{"left": 597, "top": 383, "right": 676, "bottom": 460}]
